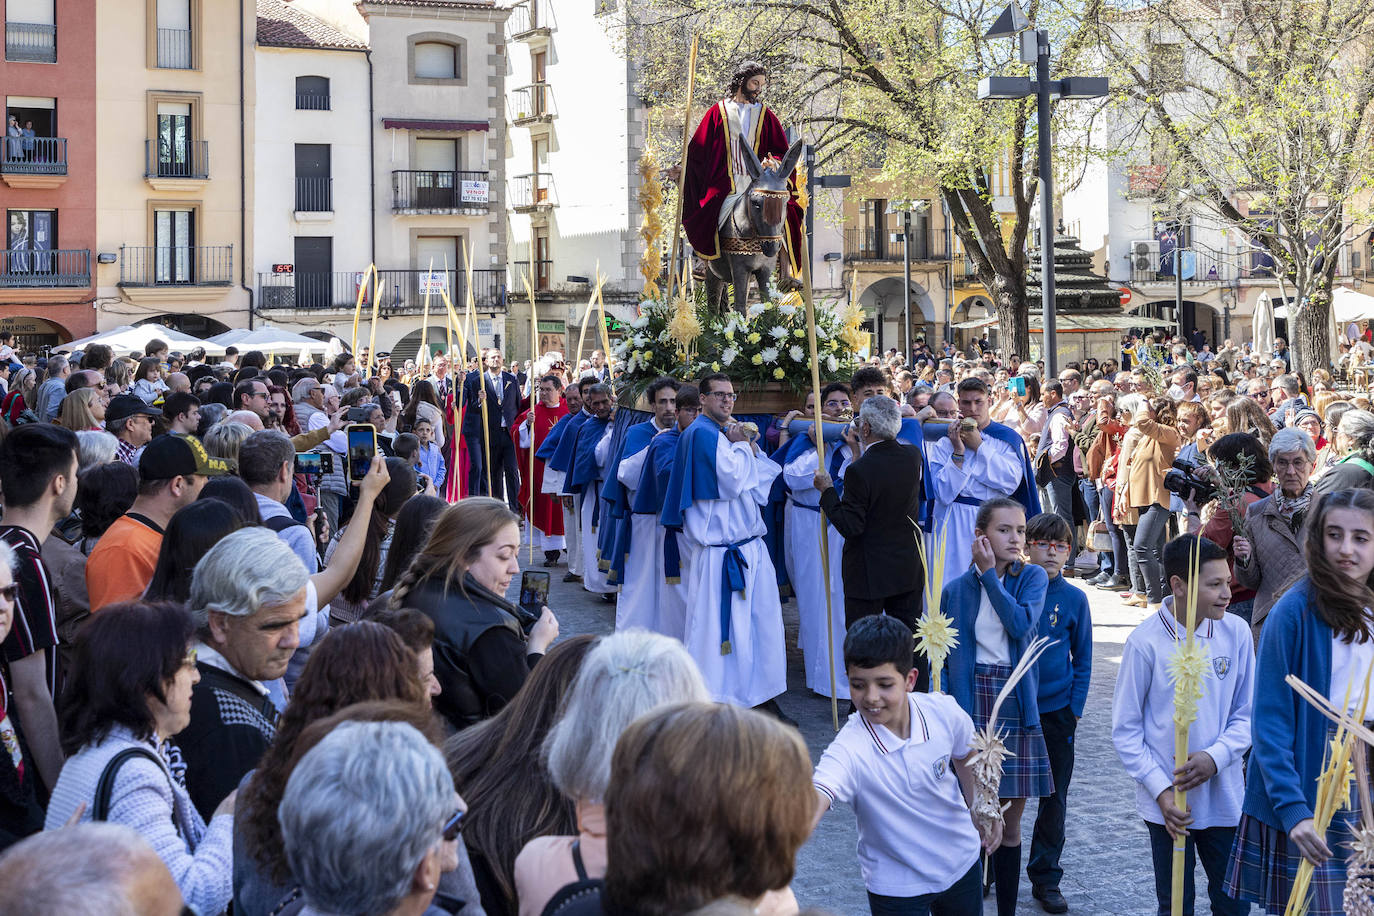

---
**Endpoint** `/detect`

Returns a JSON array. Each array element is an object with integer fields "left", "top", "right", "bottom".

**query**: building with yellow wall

[{"left": 94, "top": 0, "right": 255, "bottom": 336}]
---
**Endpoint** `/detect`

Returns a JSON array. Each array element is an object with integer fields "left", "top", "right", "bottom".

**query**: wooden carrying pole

[
  {"left": 575, "top": 267, "right": 609, "bottom": 367},
  {"left": 419, "top": 258, "right": 434, "bottom": 372},
  {"left": 665, "top": 34, "right": 699, "bottom": 304},
  {"left": 525, "top": 273, "right": 538, "bottom": 563},
  {"left": 463, "top": 243, "right": 494, "bottom": 498},
  {"left": 799, "top": 222, "right": 838, "bottom": 732}
]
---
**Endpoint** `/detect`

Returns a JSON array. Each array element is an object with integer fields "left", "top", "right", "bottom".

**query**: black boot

[
  {"left": 543, "top": 550, "right": 560, "bottom": 567},
  {"left": 993, "top": 843, "right": 1022, "bottom": 916}
]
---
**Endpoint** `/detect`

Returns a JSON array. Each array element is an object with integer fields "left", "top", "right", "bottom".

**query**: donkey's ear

[
  {"left": 779, "top": 139, "right": 805, "bottom": 179},
  {"left": 741, "top": 133, "right": 763, "bottom": 179}
]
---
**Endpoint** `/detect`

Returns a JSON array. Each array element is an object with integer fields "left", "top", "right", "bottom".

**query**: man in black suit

[
  {"left": 463, "top": 348, "right": 523, "bottom": 509},
  {"left": 814, "top": 395, "right": 926, "bottom": 675}
]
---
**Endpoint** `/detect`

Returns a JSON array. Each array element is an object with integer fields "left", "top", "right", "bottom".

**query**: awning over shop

[
  {"left": 953, "top": 312, "right": 1175, "bottom": 331},
  {"left": 381, "top": 118, "right": 490, "bottom": 131}
]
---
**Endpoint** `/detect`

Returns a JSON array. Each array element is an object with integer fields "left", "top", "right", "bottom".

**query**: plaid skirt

[
  {"left": 973, "top": 663, "right": 1054, "bottom": 799},
  {"left": 1224, "top": 728, "right": 1372, "bottom": 915}
]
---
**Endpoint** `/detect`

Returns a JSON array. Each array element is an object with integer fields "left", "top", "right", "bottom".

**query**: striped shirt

[{"left": 0, "top": 526, "right": 59, "bottom": 696}]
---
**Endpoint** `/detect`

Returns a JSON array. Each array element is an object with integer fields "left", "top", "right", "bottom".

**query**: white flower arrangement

[
  {"left": 778, "top": 303, "right": 797, "bottom": 317},
  {"left": 760, "top": 346, "right": 779, "bottom": 363},
  {"left": 826, "top": 355, "right": 839, "bottom": 372},
  {"left": 722, "top": 347, "right": 739, "bottom": 366},
  {"left": 769, "top": 325, "right": 789, "bottom": 341},
  {"left": 747, "top": 302, "right": 768, "bottom": 318},
  {"left": 789, "top": 345, "right": 804, "bottom": 362}
]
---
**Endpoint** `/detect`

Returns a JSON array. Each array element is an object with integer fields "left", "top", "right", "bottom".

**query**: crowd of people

[{"left": 0, "top": 321, "right": 1372, "bottom": 915}]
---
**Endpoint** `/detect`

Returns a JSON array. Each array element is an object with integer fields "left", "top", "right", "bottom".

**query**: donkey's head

[{"left": 741, "top": 137, "right": 803, "bottom": 235}]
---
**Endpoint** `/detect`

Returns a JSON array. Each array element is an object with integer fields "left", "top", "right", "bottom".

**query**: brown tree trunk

[
  {"left": 991, "top": 276, "right": 1030, "bottom": 362},
  {"left": 1293, "top": 288, "right": 1333, "bottom": 374}
]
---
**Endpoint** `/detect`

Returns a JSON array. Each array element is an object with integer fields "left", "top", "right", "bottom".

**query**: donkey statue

[{"left": 704, "top": 136, "right": 804, "bottom": 314}]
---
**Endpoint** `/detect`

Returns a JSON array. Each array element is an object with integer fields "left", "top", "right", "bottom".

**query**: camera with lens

[{"left": 1163, "top": 457, "right": 1217, "bottom": 506}]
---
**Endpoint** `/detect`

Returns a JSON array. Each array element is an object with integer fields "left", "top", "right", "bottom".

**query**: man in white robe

[{"left": 662, "top": 374, "right": 786, "bottom": 709}]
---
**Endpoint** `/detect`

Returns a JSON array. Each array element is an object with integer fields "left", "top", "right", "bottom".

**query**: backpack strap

[
  {"left": 92, "top": 746, "right": 167, "bottom": 822},
  {"left": 264, "top": 514, "right": 306, "bottom": 534},
  {"left": 571, "top": 837, "right": 589, "bottom": 881}
]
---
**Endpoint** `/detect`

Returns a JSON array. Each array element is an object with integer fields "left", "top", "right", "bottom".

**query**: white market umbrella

[
  {"left": 1333, "top": 286, "right": 1374, "bottom": 325},
  {"left": 210, "top": 326, "right": 327, "bottom": 355},
  {"left": 1252, "top": 291, "right": 1275, "bottom": 359},
  {"left": 56, "top": 324, "right": 226, "bottom": 357}
]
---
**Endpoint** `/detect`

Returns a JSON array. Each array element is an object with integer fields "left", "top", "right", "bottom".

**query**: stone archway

[
  {"left": 142, "top": 313, "right": 232, "bottom": 338},
  {"left": 858, "top": 276, "right": 936, "bottom": 354},
  {"left": 0, "top": 315, "right": 72, "bottom": 351},
  {"left": 951, "top": 295, "right": 995, "bottom": 352}
]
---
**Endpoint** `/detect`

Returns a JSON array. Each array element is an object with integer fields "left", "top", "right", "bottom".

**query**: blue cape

[
  {"left": 981, "top": 420, "right": 1043, "bottom": 517},
  {"left": 659, "top": 414, "right": 724, "bottom": 530},
  {"left": 596, "top": 420, "right": 659, "bottom": 585},
  {"left": 566, "top": 416, "right": 611, "bottom": 495},
  {"left": 636, "top": 428, "right": 684, "bottom": 582},
  {"left": 535, "top": 412, "right": 576, "bottom": 463},
  {"left": 545, "top": 410, "right": 590, "bottom": 474}
]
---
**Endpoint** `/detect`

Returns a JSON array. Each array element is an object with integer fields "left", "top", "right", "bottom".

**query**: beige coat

[
  {"left": 1236, "top": 494, "right": 1309, "bottom": 641},
  {"left": 1118, "top": 417, "right": 1180, "bottom": 513}
]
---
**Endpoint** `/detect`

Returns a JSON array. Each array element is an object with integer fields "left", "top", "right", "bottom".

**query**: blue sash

[{"left": 711, "top": 535, "right": 759, "bottom": 656}]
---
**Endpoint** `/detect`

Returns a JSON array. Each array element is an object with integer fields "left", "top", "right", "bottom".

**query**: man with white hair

[
  {"left": 280, "top": 721, "right": 460, "bottom": 916},
  {"left": 292, "top": 377, "right": 326, "bottom": 429},
  {"left": 0, "top": 822, "right": 185, "bottom": 915},
  {"left": 176, "top": 527, "right": 309, "bottom": 820}
]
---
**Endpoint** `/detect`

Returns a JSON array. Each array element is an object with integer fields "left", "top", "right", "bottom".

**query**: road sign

[{"left": 1119, "top": 287, "right": 1133, "bottom": 305}]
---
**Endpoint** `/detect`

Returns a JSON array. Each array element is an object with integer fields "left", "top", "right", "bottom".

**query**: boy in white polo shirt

[
  {"left": 1112, "top": 534, "right": 1253, "bottom": 916},
  {"left": 813, "top": 614, "right": 1000, "bottom": 916}
]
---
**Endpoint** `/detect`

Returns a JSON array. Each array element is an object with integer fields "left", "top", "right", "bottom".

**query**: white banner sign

[{"left": 460, "top": 180, "right": 490, "bottom": 204}]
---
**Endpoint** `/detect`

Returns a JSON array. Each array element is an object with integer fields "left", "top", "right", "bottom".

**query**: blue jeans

[
  {"left": 1101, "top": 486, "right": 1128, "bottom": 580},
  {"left": 868, "top": 862, "right": 983, "bottom": 916},
  {"left": 1133, "top": 504, "right": 1171, "bottom": 603},
  {"left": 1145, "top": 822, "right": 1247, "bottom": 916}
]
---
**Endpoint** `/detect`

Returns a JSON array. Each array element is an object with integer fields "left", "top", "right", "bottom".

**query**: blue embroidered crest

[
  {"left": 932, "top": 755, "right": 949, "bottom": 780},
  {"left": 1049, "top": 604, "right": 1060, "bottom": 629},
  {"left": 1213, "top": 656, "right": 1231, "bottom": 680}
]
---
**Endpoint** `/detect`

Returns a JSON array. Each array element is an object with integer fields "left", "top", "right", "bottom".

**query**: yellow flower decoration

[
  {"left": 747, "top": 332, "right": 762, "bottom": 344},
  {"left": 793, "top": 328, "right": 806, "bottom": 338},
  {"left": 772, "top": 367, "right": 786, "bottom": 380},
  {"left": 711, "top": 361, "right": 721, "bottom": 371},
  {"left": 751, "top": 354, "right": 764, "bottom": 366}
]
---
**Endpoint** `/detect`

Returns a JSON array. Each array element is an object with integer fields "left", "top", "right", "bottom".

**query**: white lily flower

[
  {"left": 826, "top": 355, "right": 838, "bottom": 372},
  {"left": 722, "top": 347, "right": 738, "bottom": 366}
]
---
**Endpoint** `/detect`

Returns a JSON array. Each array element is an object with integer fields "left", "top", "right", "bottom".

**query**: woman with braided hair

[{"left": 390, "top": 497, "right": 560, "bottom": 732}]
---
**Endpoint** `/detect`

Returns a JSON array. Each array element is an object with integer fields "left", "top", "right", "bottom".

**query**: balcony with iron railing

[
  {"left": 0, "top": 137, "right": 67, "bottom": 189},
  {"left": 844, "top": 227, "right": 933, "bottom": 262},
  {"left": 513, "top": 259, "right": 554, "bottom": 291},
  {"left": 511, "top": 172, "right": 557, "bottom": 212},
  {"left": 392, "top": 170, "right": 491, "bottom": 213},
  {"left": 296, "top": 92, "right": 330, "bottom": 111},
  {"left": 294, "top": 176, "right": 333, "bottom": 214},
  {"left": 145, "top": 139, "right": 209, "bottom": 189},
  {"left": 0, "top": 249, "right": 90, "bottom": 289},
  {"left": 507, "top": 0, "right": 555, "bottom": 40},
  {"left": 509, "top": 83, "right": 556, "bottom": 126},
  {"left": 119, "top": 245, "right": 233, "bottom": 288},
  {"left": 5, "top": 21, "right": 55, "bottom": 62},
  {"left": 257, "top": 268, "right": 508, "bottom": 313},
  {"left": 1128, "top": 249, "right": 1231, "bottom": 286},
  {"left": 156, "top": 28, "right": 192, "bottom": 68}
]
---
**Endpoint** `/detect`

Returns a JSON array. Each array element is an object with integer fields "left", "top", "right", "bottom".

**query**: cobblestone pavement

[{"left": 526, "top": 542, "right": 1239, "bottom": 915}]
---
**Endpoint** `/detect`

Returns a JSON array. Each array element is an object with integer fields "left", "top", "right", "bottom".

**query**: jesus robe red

[
  {"left": 681, "top": 100, "right": 803, "bottom": 274},
  {"left": 514, "top": 400, "right": 570, "bottom": 544}
]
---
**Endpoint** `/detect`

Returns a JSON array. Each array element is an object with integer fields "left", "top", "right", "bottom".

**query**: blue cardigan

[
  {"left": 942, "top": 562, "right": 1050, "bottom": 729},
  {"left": 1242, "top": 577, "right": 1338, "bottom": 833}
]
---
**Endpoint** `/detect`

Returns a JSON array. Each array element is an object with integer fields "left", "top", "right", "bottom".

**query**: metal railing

[
  {"left": 0, "top": 249, "right": 90, "bottom": 288},
  {"left": 295, "top": 92, "right": 330, "bottom": 111},
  {"left": 257, "top": 268, "right": 508, "bottom": 313},
  {"left": 392, "top": 170, "right": 491, "bottom": 211},
  {"left": 511, "top": 172, "right": 557, "bottom": 210},
  {"left": 509, "top": 83, "right": 556, "bottom": 124},
  {"left": 145, "top": 139, "right": 209, "bottom": 180},
  {"left": 156, "top": 28, "right": 192, "bottom": 68},
  {"left": 507, "top": 0, "right": 554, "bottom": 38},
  {"left": 294, "top": 176, "right": 333, "bottom": 212},
  {"left": 1129, "top": 249, "right": 1229, "bottom": 285},
  {"left": 119, "top": 245, "right": 233, "bottom": 287},
  {"left": 5, "top": 21, "right": 55, "bottom": 62},
  {"left": 512, "top": 259, "right": 553, "bottom": 291},
  {"left": 844, "top": 227, "right": 932, "bottom": 261},
  {"left": 0, "top": 137, "right": 67, "bottom": 175}
]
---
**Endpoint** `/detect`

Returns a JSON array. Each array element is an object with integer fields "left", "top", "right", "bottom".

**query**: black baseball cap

[
  {"left": 138, "top": 434, "right": 231, "bottom": 480},
  {"left": 107, "top": 393, "right": 163, "bottom": 423}
]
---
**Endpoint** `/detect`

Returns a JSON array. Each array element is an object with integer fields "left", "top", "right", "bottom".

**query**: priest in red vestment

[
  {"left": 515, "top": 374, "right": 571, "bottom": 565},
  {"left": 681, "top": 60, "right": 804, "bottom": 277}
]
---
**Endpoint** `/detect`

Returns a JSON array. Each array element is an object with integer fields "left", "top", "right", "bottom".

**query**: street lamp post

[
  {"left": 978, "top": 2, "right": 1107, "bottom": 376},
  {"left": 803, "top": 144, "right": 851, "bottom": 279}
]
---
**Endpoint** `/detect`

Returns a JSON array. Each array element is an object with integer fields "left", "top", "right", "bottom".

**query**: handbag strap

[
  {"left": 92, "top": 746, "right": 166, "bottom": 822},
  {"left": 571, "top": 837, "right": 589, "bottom": 881}
]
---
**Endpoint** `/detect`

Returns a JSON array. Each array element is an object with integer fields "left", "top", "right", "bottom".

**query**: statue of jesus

[{"left": 680, "top": 60, "right": 804, "bottom": 285}]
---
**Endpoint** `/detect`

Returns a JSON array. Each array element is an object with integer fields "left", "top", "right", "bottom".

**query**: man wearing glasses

[
  {"left": 233, "top": 378, "right": 272, "bottom": 425},
  {"left": 660, "top": 373, "right": 787, "bottom": 716}
]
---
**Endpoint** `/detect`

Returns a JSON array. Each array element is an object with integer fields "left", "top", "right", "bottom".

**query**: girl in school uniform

[
  {"left": 1224, "top": 487, "right": 1374, "bottom": 914},
  {"left": 941, "top": 496, "right": 1050, "bottom": 916}
]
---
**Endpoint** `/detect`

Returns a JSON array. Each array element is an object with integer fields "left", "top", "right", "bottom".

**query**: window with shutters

[{"left": 408, "top": 33, "right": 465, "bottom": 85}]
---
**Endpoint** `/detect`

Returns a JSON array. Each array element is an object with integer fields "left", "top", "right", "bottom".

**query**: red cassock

[
  {"left": 681, "top": 100, "right": 804, "bottom": 274},
  {"left": 513, "top": 400, "right": 570, "bottom": 536},
  {"left": 443, "top": 393, "right": 470, "bottom": 502}
]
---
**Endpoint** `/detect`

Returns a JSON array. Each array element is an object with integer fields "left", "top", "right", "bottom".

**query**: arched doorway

[
  {"left": 390, "top": 325, "right": 473, "bottom": 364},
  {"left": 0, "top": 316, "right": 72, "bottom": 351},
  {"left": 1135, "top": 300, "right": 1217, "bottom": 347},
  {"left": 950, "top": 295, "right": 994, "bottom": 353},
  {"left": 858, "top": 276, "right": 935, "bottom": 355},
  {"left": 142, "top": 313, "right": 232, "bottom": 339}
]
